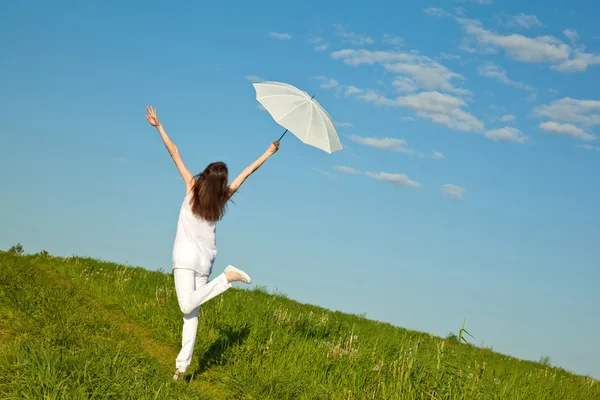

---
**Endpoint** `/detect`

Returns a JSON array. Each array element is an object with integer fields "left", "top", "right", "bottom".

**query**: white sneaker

[
  {"left": 173, "top": 370, "right": 185, "bottom": 381},
  {"left": 224, "top": 265, "right": 252, "bottom": 284}
]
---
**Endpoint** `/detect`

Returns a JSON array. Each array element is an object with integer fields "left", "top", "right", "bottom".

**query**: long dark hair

[{"left": 190, "top": 161, "right": 229, "bottom": 222}]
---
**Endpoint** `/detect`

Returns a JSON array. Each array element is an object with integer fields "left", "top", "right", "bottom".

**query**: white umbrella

[{"left": 253, "top": 81, "right": 343, "bottom": 154}]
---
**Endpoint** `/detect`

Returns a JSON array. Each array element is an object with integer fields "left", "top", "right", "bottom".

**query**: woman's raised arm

[
  {"left": 145, "top": 105, "right": 195, "bottom": 194},
  {"left": 228, "top": 141, "right": 279, "bottom": 198}
]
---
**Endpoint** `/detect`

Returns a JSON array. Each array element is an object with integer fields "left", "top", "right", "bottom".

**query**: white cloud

[
  {"left": 385, "top": 62, "right": 470, "bottom": 96},
  {"left": 344, "top": 85, "right": 362, "bottom": 96},
  {"left": 383, "top": 34, "right": 404, "bottom": 46},
  {"left": 527, "top": 93, "right": 538, "bottom": 102},
  {"left": 484, "top": 127, "right": 528, "bottom": 143},
  {"left": 365, "top": 172, "right": 422, "bottom": 188},
  {"left": 356, "top": 90, "right": 397, "bottom": 106},
  {"left": 455, "top": 18, "right": 600, "bottom": 72},
  {"left": 564, "top": 29, "right": 579, "bottom": 44},
  {"left": 317, "top": 66, "right": 488, "bottom": 135},
  {"left": 314, "top": 168, "right": 337, "bottom": 179},
  {"left": 334, "top": 121, "right": 353, "bottom": 128},
  {"left": 392, "top": 77, "right": 418, "bottom": 92},
  {"left": 400, "top": 116, "right": 417, "bottom": 121},
  {"left": 315, "top": 76, "right": 340, "bottom": 89},
  {"left": 310, "top": 37, "right": 328, "bottom": 52},
  {"left": 348, "top": 135, "right": 416, "bottom": 154},
  {"left": 439, "top": 52, "right": 461, "bottom": 61},
  {"left": 333, "top": 165, "right": 360, "bottom": 175},
  {"left": 458, "top": 41, "right": 478, "bottom": 54},
  {"left": 477, "top": 62, "right": 534, "bottom": 91},
  {"left": 331, "top": 49, "right": 470, "bottom": 96},
  {"left": 333, "top": 24, "right": 374, "bottom": 45},
  {"left": 395, "top": 91, "right": 484, "bottom": 132},
  {"left": 245, "top": 75, "right": 264, "bottom": 83},
  {"left": 330, "top": 49, "right": 408, "bottom": 65},
  {"left": 333, "top": 166, "right": 422, "bottom": 188},
  {"left": 532, "top": 97, "right": 600, "bottom": 126},
  {"left": 553, "top": 52, "right": 600, "bottom": 72},
  {"left": 331, "top": 86, "right": 483, "bottom": 132},
  {"left": 433, "top": 151, "right": 445, "bottom": 159},
  {"left": 269, "top": 32, "right": 292, "bottom": 40},
  {"left": 454, "top": 7, "right": 466, "bottom": 16},
  {"left": 338, "top": 85, "right": 484, "bottom": 132},
  {"left": 539, "top": 121, "right": 597, "bottom": 141},
  {"left": 500, "top": 114, "right": 516, "bottom": 122},
  {"left": 441, "top": 184, "right": 466, "bottom": 200},
  {"left": 576, "top": 144, "right": 600, "bottom": 151},
  {"left": 424, "top": 7, "right": 452, "bottom": 17},
  {"left": 506, "top": 14, "right": 543, "bottom": 30}
]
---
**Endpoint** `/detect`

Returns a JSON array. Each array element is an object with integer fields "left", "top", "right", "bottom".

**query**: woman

[{"left": 145, "top": 105, "right": 279, "bottom": 380}]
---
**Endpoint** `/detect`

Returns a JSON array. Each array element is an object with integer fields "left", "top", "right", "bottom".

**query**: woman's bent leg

[
  {"left": 173, "top": 267, "right": 231, "bottom": 372},
  {"left": 174, "top": 269, "right": 231, "bottom": 315}
]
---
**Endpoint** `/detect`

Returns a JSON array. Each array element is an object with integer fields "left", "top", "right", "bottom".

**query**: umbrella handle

[{"left": 277, "top": 129, "right": 288, "bottom": 142}]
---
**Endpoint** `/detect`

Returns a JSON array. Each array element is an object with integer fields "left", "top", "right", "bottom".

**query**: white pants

[{"left": 173, "top": 268, "right": 231, "bottom": 372}]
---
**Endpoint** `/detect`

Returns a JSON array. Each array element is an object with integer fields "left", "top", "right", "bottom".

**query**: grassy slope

[{"left": 0, "top": 251, "right": 597, "bottom": 399}]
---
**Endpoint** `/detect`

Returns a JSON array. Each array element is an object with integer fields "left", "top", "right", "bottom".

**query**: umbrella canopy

[{"left": 253, "top": 81, "right": 343, "bottom": 154}]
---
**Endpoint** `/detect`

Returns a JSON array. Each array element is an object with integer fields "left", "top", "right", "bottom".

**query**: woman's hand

[
  {"left": 145, "top": 105, "right": 161, "bottom": 127},
  {"left": 266, "top": 141, "right": 280, "bottom": 156}
]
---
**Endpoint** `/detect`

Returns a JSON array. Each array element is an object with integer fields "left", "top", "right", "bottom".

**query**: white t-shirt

[{"left": 172, "top": 193, "right": 217, "bottom": 273}]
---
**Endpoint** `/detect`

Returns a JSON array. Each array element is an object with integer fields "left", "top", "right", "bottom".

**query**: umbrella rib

[
  {"left": 315, "top": 106, "right": 329, "bottom": 146},
  {"left": 274, "top": 99, "right": 310, "bottom": 123},
  {"left": 322, "top": 107, "right": 336, "bottom": 143},
  {"left": 305, "top": 101, "right": 314, "bottom": 141}
]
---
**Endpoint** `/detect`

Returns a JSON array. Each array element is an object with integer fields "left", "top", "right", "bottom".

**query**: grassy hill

[{"left": 0, "top": 249, "right": 597, "bottom": 399}]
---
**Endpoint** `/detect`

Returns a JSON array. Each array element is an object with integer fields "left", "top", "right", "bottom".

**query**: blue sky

[{"left": 1, "top": 0, "right": 599, "bottom": 379}]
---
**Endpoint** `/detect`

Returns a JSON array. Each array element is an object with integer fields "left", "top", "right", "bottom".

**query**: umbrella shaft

[{"left": 278, "top": 129, "right": 288, "bottom": 142}]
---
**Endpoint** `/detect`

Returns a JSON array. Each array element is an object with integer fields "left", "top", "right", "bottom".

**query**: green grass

[
  {"left": 0, "top": 251, "right": 204, "bottom": 400},
  {"left": 0, "top": 251, "right": 597, "bottom": 399}
]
